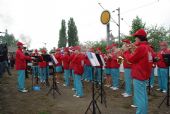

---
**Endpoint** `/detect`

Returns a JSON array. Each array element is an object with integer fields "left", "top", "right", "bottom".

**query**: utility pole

[
  {"left": 112, "top": 8, "right": 121, "bottom": 47},
  {"left": 106, "top": 23, "right": 110, "bottom": 45},
  {"left": 117, "top": 8, "right": 121, "bottom": 47}
]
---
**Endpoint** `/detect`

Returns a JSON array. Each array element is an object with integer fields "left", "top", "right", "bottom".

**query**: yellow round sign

[{"left": 100, "top": 10, "right": 111, "bottom": 25}]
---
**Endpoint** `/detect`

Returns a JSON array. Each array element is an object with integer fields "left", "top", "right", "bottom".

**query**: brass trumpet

[
  {"left": 121, "top": 43, "right": 137, "bottom": 53},
  {"left": 117, "top": 56, "right": 124, "bottom": 64}
]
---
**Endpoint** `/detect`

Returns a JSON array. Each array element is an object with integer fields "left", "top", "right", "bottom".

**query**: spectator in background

[
  {"left": 0, "top": 43, "right": 11, "bottom": 77},
  {"left": 3, "top": 53, "right": 12, "bottom": 76},
  {"left": 10, "top": 54, "right": 15, "bottom": 69}
]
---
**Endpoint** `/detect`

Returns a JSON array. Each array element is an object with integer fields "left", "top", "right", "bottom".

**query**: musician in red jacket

[
  {"left": 110, "top": 43, "right": 120, "bottom": 91},
  {"left": 38, "top": 49, "right": 47, "bottom": 83},
  {"left": 69, "top": 47, "right": 76, "bottom": 90},
  {"left": 147, "top": 45, "right": 156, "bottom": 88},
  {"left": 104, "top": 45, "right": 112, "bottom": 87},
  {"left": 121, "top": 39, "right": 132, "bottom": 97},
  {"left": 84, "top": 50, "right": 92, "bottom": 82},
  {"left": 72, "top": 46, "right": 84, "bottom": 97},
  {"left": 124, "top": 29, "right": 153, "bottom": 114},
  {"left": 61, "top": 48, "right": 71, "bottom": 87},
  {"left": 31, "top": 49, "right": 39, "bottom": 79},
  {"left": 54, "top": 48, "right": 62, "bottom": 83},
  {"left": 15, "top": 41, "right": 31, "bottom": 92},
  {"left": 156, "top": 41, "right": 170, "bottom": 93}
]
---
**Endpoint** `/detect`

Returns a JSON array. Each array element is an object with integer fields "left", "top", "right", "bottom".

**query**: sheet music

[
  {"left": 86, "top": 52, "right": 95, "bottom": 66},
  {"left": 86, "top": 52, "right": 100, "bottom": 67},
  {"left": 92, "top": 53, "right": 100, "bottom": 66},
  {"left": 50, "top": 54, "right": 58, "bottom": 65},
  {"left": 100, "top": 55, "right": 106, "bottom": 66}
]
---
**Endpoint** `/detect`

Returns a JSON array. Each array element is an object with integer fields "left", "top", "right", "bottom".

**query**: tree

[
  {"left": 67, "top": 17, "right": 79, "bottom": 46},
  {"left": 129, "top": 16, "right": 145, "bottom": 42},
  {"left": 58, "top": 19, "right": 67, "bottom": 48},
  {"left": 147, "top": 26, "right": 170, "bottom": 52},
  {"left": 0, "top": 29, "right": 18, "bottom": 47},
  {"left": 84, "top": 40, "right": 107, "bottom": 53}
]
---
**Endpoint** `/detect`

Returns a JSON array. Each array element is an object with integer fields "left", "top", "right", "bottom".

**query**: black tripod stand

[
  {"left": 158, "top": 54, "right": 170, "bottom": 108},
  {"left": 46, "top": 65, "right": 61, "bottom": 98},
  {"left": 85, "top": 67, "right": 101, "bottom": 114},
  {"left": 31, "top": 66, "right": 39, "bottom": 90},
  {"left": 95, "top": 68, "right": 107, "bottom": 107}
]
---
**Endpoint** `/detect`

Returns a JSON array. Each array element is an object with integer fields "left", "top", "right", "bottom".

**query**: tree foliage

[
  {"left": 67, "top": 17, "right": 79, "bottom": 46},
  {"left": 129, "top": 16, "right": 145, "bottom": 42},
  {"left": 84, "top": 40, "right": 107, "bottom": 53},
  {"left": 147, "top": 26, "right": 170, "bottom": 52},
  {"left": 58, "top": 19, "right": 67, "bottom": 48},
  {"left": 0, "top": 30, "right": 18, "bottom": 47}
]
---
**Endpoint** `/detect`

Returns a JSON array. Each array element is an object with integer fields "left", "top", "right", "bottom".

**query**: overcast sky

[{"left": 0, "top": 0, "right": 170, "bottom": 50}]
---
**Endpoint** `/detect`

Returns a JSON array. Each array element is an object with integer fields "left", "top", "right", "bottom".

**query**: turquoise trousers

[
  {"left": 17, "top": 70, "right": 26, "bottom": 90},
  {"left": 133, "top": 79, "right": 148, "bottom": 114}
]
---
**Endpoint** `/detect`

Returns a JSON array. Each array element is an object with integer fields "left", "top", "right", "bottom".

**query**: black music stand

[
  {"left": 85, "top": 52, "right": 101, "bottom": 114},
  {"left": 46, "top": 55, "right": 61, "bottom": 98},
  {"left": 95, "top": 54, "right": 107, "bottom": 107},
  {"left": 158, "top": 54, "right": 170, "bottom": 108}
]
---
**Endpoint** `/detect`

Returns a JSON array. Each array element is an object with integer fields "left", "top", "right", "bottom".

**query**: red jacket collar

[
  {"left": 138, "top": 41, "right": 148, "bottom": 45},
  {"left": 18, "top": 48, "right": 23, "bottom": 52}
]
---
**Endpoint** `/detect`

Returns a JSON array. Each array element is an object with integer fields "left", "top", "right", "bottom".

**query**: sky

[{"left": 0, "top": 0, "right": 170, "bottom": 50}]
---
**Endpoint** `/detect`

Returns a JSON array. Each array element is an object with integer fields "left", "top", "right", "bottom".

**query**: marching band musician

[
  {"left": 15, "top": 41, "right": 32, "bottom": 93},
  {"left": 121, "top": 39, "right": 132, "bottom": 97},
  {"left": 123, "top": 29, "right": 153, "bottom": 114},
  {"left": 61, "top": 47, "right": 71, "bottom": 87},
  {"left": 54, "top": 48, "right": 63, "bottom": 83},
  {"left": 31, "top": 49, "right": 40, "bottom": 82},
  {"left": 110, "top": 43, "right": 121, "bottom": 91},
  {"left": 43, "top": 49, "right": 50, "bottom": 78},
  {"left": 83, "top": 48, "right": 94, "bottom": 82},
  {"left": 38, "top": 49, "right": 47, "bottom": 83},
  {"left": 69, "top": 47, "right": 76, "bottom": 90},
  {"left": 104, "top": 45, "right": 112, "bottom": 87},
  {"left": 147, "top": 45, "right": 156, "bottom": 88},
  {"left": 72, "top": 46, "right": 84, "bottom": 98},
  {"left": 156, "top": 41, "right": 170, "bottom": 93}
]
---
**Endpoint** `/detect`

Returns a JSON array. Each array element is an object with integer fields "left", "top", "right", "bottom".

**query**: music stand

[
  {"left": 158, "top": 54, "right": 170, "bottom": 108},
  {"left": 46, "top": 55, "right": 61, "bottom": 98},
  {"left": 85, "top": 52, "right": 101, "bottom": 114},
  {"left": 95, "top": 54, "right": 107, "bottom": 107}
]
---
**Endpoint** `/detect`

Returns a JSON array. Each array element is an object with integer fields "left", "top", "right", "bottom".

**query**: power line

[
  {"left": 121, "top": 0, "right": 159, "bottom": 15},
  {"left": 121, "top": 18, "right": 131, "bottom": 28}
]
